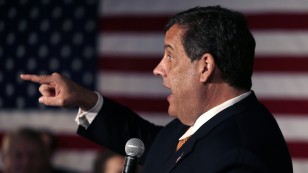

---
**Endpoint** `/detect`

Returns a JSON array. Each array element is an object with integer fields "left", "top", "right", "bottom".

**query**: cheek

[
  {"left": 171, "top": 75, "right": 194, "bottom": 107},
  {"left": 168, "top": 65, "right": 198, "bottom": 99},
  {"left": 175, "top": 70, "right": 197, "bottom": 92}
]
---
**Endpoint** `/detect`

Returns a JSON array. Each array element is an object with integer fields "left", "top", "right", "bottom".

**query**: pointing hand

[{"left": 20, "top": 72, "right": 97, "bottom": 111}]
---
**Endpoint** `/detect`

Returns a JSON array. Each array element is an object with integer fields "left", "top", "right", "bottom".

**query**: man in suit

[{"left": 21, "top": 6, "right": 293, "bottom": 173}]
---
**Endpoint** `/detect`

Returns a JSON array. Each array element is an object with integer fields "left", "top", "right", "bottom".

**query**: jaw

[{"left": 167, "top": 96, "right": 200, "bottom": 126}]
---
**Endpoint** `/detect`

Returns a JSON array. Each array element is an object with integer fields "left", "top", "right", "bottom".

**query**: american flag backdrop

[{"left": 1, "top": 0, "right": 308, "bottom": 172}]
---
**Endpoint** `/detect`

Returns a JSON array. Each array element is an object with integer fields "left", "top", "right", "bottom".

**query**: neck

[{"left": 189, "top": 83, "right": 248, "bottom": 125}]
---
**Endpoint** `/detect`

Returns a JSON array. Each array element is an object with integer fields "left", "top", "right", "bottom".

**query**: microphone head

[{"left": 125, "top": 138, "right": 145, "bottom": 158}]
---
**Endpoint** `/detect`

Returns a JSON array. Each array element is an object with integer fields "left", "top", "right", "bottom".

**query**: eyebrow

[{"left": 164, "top": 44, "right": 173, "bottom": 50}]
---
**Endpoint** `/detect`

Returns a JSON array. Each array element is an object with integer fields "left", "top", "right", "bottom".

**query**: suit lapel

[
  {"left": 159, "top": 147, "right": 188, "bottom": 173},
  {"left": 154, "top": 122, "right": 189, "bottom": 173}
]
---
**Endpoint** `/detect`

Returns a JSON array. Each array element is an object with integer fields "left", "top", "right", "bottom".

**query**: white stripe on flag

[
  {"left": 101, "top": 0, "right": 308, "bottom": 15},
  {"left": 99, "top": 72, "right": 308, "bottom": 99},
  {"left": 99, "top": 32, "right": 308, "bottom": 55},
  {"left": 254, "top": 31, "right": 308, "bottom": 56},
  {"left": 0, "top": 111, "right": 78, "bottom": 132},
  {"left": 293, "top": 159, "right": 308, "bottom": 173},
  {"left": 252, "top": 73, "right": 308, "bottom": 99},
  {"left": 99, "top": 33, "right": 163, "bottom": 55},
  {"left": 53, "top": 150, "right": 97, "bottom": 173},
  {"left": 275, "top": 115, "right": 308, "bottom": 141},
  {"left": 98, "top": 72, "right": 167, "bottom": 97}
]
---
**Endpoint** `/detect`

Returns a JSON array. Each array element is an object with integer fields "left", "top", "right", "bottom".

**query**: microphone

[{"left": 122, "top": 138, "right": 145, "bottom": 173}]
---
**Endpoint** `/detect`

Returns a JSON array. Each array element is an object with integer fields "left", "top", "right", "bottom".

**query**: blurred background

[{"left": 1, "top": 0, "right": 308, "bottom": 172}]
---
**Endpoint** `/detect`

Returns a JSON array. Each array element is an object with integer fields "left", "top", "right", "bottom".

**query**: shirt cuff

[{"left": 75, "top": 91, "right": 104, "bottom": 128}]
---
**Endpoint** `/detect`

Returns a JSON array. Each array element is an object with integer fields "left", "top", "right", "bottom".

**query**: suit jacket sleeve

[{"left": 77, "top": 97, "right": 163, "bottom": 162}]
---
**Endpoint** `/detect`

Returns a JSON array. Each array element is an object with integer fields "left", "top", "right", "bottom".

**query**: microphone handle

[{"left": 122, "top": 155, "right": 138, "bottom": 173}]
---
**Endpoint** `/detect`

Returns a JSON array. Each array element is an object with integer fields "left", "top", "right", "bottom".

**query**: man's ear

[{"left": 198, "top": 53, "right": 215, "bottom": 82}]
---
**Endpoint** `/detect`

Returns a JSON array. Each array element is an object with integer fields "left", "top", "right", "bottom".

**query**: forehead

[{"left": 165, "top": 24, "right": 185, "bottom": 49}]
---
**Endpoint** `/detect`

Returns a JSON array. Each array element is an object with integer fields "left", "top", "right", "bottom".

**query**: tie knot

[{"left": 176, "top": 135, "right": 191, "bottom": 151}]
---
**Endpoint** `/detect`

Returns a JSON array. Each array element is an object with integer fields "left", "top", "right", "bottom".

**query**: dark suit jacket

[{"left": 78, "top": 92, "right": 293, "bottom": 173}]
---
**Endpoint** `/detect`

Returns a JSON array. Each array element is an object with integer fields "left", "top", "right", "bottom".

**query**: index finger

[{"left": 20, "top": 74, "right": 53, "bottom": 84}]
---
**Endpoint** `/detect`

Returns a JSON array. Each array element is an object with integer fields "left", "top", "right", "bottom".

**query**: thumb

[{"left": 39, "top": 96, "right": 65, "bottom": 107}]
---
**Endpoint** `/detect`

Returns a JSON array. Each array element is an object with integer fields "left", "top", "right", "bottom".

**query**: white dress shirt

[
  {"left": 179, "top": 91, "right": 251, "bottom": 140},
  {"left": 75, "top": 91, "right": 103, "bottom": 128}
]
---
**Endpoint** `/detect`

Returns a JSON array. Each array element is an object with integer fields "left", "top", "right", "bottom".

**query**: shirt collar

[{"left": 179, "top": 91, "right": 251, "bottom": 140}]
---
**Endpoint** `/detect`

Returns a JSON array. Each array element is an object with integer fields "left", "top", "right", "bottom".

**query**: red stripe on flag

[
  {"left": 100, "top": 16, "right": 169, "bottom": 33},
  {"left": 56, "top": 134, "right": 102, "bottom": 151},
  {"left": 99, "top": 55, "right": 161, "bottom": 73},
  {"left": 100, "top": 13, "right": 308, "bottom": 32},
  {"left": 99, "top": 55, "right": 308, "bottom": 73},
  {"left": 261, "top": 99, "right": 308, "bottom": 115},
  {"left": 0, "top": 133, "right": 102, "bottom": 151},
  {"left": 288, "top": 141, "right": 308, "bottom": 159},
  {"left": 254, "top": 56, "right": 308, "bottom": 73},
  {"left": 246, "top": 13, "right": 308, "bottom": 30}
]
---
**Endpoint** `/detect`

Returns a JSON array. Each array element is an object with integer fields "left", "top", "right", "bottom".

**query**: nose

[{"left": 153, "top": 59, "right": 165, "bottom": 77}]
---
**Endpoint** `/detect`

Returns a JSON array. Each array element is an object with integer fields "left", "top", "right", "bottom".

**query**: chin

[
  {"left": 167, "top": 107, "right": 177, "bottom": 118},
  {"left": 168, "top": 111, "right": 177, "bottom": 118}
]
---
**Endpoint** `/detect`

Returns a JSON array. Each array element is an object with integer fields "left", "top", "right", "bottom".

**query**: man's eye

[{"left": 168, "top": 55, "right": 173, "bottom": 61}]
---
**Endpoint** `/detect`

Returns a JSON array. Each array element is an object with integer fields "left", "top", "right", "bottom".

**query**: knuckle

[
  {"left": 38, "top": 85, "right": 46, "bottom": 93},
  {"left": 52, "top": 72, "right": 61, "bottom": 78}
]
